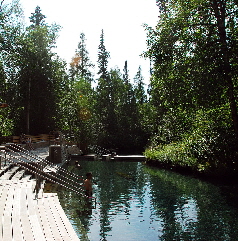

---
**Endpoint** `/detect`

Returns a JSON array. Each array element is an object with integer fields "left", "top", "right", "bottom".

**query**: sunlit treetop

[{"left": 29, "top": 6, "right": 46, "bottom": 26}]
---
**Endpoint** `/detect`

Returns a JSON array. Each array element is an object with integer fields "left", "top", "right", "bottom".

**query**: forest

[{"left": 1, "top": 0, "right": 238, "bottom": 178}]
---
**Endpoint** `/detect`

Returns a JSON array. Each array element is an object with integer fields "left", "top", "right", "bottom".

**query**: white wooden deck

[{"left": 0, "top": 166, "right": 80, "bottom": 241}]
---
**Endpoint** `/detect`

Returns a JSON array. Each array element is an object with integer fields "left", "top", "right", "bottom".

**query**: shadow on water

[{"left": 57, "top": 160, "right": 238, "bottom": 241}]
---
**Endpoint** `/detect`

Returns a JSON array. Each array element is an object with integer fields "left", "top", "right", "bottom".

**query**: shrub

[{"left": 144, "top": 106, "right": 238, "bottom": 175}]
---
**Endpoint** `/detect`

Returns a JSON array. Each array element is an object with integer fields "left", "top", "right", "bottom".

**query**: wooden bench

[
  {"left": 13, "top": 136, "right": 20, "bottom": 144},
  {"left": 0, "top": 136, "right": 13, "bottom": 145},
  {"left": 1, "top": 134, "right": 56, "bottom": 145}
]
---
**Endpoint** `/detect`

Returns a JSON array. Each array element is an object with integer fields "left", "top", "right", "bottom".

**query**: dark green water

[{"left": 57, "top": 160, "right": 238, "bottom": 241}]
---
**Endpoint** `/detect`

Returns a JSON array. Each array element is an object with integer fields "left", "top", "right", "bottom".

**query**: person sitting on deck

[{"left": 84, "top": 172, "right": 93, "bottom": 197}]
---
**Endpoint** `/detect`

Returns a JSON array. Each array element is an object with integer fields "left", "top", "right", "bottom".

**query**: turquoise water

[{"left": 57, "top": 160, "right": 238, "bottom": 241}]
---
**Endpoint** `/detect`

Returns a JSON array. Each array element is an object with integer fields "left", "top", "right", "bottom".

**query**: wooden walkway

[{"left": 0, "top": 165, "right": 80, "bottom": 241}]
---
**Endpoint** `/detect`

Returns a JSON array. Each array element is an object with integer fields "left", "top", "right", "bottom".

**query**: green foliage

[
  {"left": 0, "top": 5, "right": 150, "bottom": 156},
  {"left": 145, "top": 106, "right": 237, "bottom": 174},
  {"left": 0, "top": 114, "right": 13, "bottom": 136},
  {"left": 133, "top": 66, "right": 147, "bottom": 105},
  {"left": 1, "top": 4, "right": 64, "bottom": 135},
  {"left": 65, "top": 32, "right": 96, "bottom": 146},
  {"left": 97, "top": 29, "right": 110, "bottom": 80},
  {"left": 94, "top": 63, "right": 150, "bottom": 153},
  {"left": 58, "top": 70, "right": 97, "bottom": 150},
  {"left": 29, "top": 6, "right": 46, "bottom": 26},
  {"left": 13, "top": 24, "right": 62, "bottom": 134},
  {"left": 69, "top": 32, "right": 94, "bottom": 83},
  {"left": 0, "top": 96, "right": 13, "bottom": 135},
  {"left": 144, "top": 0, "right": 238, "bottom": 174}
]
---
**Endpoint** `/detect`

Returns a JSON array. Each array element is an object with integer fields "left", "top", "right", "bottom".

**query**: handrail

[
  {"left": 5, "top": 155, "right": 86, "bottom": 198},
  {"left": 88, "top": 144, "right": 110, "bottom": 156},
  {"left": 5, "top": 147, "right": 85, "bottom": 195},
  {"left": 5, "top": 152, "right": 90, "bottom": 200},
  {"left": 9, "top": 144, "right": 83, "bottom": 183}
]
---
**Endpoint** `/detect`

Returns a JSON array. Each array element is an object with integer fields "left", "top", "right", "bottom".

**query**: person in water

[{"left": 84, "top": 172, "right": 93, "bottom": 197}]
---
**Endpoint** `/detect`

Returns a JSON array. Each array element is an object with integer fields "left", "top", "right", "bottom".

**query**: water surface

[{"left": 58, "top": 160, "right": 238, "bottom": 241}]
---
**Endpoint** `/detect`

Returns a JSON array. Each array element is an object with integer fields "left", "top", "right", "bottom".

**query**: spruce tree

[
  {"left": 29, "top": 6, "right": 46, "bottom": 26},
  {"left": 123, "top": 60, "right": 129, "bottom": 84},
  {"left": 11, "top": 7, "right": 62, "bottom": 134},
  {"left": 97, "top": 29, "right": 110, "bottom": 80},
  {"left": 134, "top": 66, "right": 147, "bottom": 104},
  {"left": 95, "top": 29, "right": 113, "bottom": 148},
  {"left": 96, "top": 29, "right": 110, "bottom": 103},
  {"left": 70, "top": 32, "right": 94, "bottom": 83}
]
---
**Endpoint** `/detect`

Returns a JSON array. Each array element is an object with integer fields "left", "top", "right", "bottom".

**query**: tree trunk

[{"left": 212, "top": 0, "right": 238, "bottom": 138}]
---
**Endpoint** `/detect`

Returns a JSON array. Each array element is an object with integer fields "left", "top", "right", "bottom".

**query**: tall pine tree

[
  {"left": 10, "top": 6, "right": 62, "bottom": 134},
  {"left": 29, "top": 6, "right": 46, "bottom": 27},
  {"left": 95, "top": 29, "right": 114, "bottom": 148},
  {"left": 69, "top": 32, "right": 94, "bottom": 83},
  {"left": 97, "top": 29, "right": 110, "bottom": 80},
  {"left": 134, "top": 66, "right": 147, "bottom": 105}
]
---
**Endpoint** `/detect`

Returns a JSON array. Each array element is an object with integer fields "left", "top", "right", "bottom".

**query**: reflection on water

[{"left": 57, "top": 160, "right": 238, "bottom": 241}]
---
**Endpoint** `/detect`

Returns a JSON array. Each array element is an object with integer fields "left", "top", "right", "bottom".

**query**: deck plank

[
  {"left": 2, "top": 214, "right": 11, "bottom": 241},
  {"left": 29, "top": 215, "right": 46, "bottom": 241},
  {"left": 12, "top": 181, "right": 25, "bottom": 241},
  {"left": 37, "top": 201, "right": 55, "bottom": 240},
  {"left": 42, "top": 193, "right": 64, "bottom": 241},
  {"left": 11, "top": 183, "right": 23, "bottom": 241},
  {"left": 2, "top": 181, "right": 15, "bottom": 241},
  {"left": 25, "top": 185, "right": 47, "bottom": 241},
  {"left": 21, "top": 214, "right": 35, "bottom": 241},
  {"left": 12, "top": 215, "right": 23, "bottom": 241},
  {"left": 53, "top": 195, "right": 80, "bottom": 240},
  {"left": 26, "top": 187, "right": 36, "bottom": 216},
  {"left": 46, "top": 193, "right": 74, "bottom": 241},
  {"left": 12, "top": 185, "right": 21, "bottom": 216},
  {"left": 20, "top": 187, "right": 35, "bottom": 240}
]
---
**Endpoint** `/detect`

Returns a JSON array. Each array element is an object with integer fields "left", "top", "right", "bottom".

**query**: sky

[{"left": 19, "top": 0, "right": 159, "bottom": 84}]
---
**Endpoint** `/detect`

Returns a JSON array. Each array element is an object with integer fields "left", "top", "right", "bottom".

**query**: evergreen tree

[
  {"left": 69, "top": 32, "right": 94, "bottom": 83},
  {"left": 95, "top": 30, "right": 111, "bottom": 147},
  {"left": 123, "top": 60, "right": 129, "bottom": 84},
  {"left": 134, "top": 66, "right": 147, "bottom": 105},
  {"left": 97, "top": 29, "right": 110, "bottom": 80},
  {"left": 29, "top": 6, "right": 46, "bottom": 26},
  {"left": 96, "top": 29, "right": 111, "bottom": 111},
  {"left": 122, "top": 60, "right": 133, "bottom": 105},
  {"left": 8, "top": 7, "right": 63, "bottom": 134}
]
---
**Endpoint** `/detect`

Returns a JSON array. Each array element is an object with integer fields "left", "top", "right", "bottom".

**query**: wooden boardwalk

[{"left": 0, "top": 165, "right": 80, "bottom": 241}]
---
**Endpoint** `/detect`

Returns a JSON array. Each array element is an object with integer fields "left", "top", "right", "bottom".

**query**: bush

[{"left": 144, "top": 106, "right": 238, "bottom": 175}]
